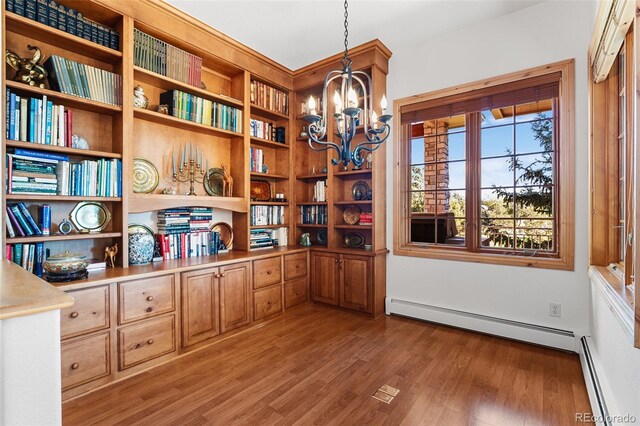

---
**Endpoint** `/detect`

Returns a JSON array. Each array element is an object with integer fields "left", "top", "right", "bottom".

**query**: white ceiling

[{"left": 166, "top": 0, "right": 544, "bottom": 70}]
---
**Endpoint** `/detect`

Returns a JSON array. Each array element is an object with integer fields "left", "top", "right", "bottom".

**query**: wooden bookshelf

[
  {"left": 250, "top": 104, "right": 289, "bottom": 120},
  {"left": 250, "top": 137, "right": 289, "bottom": 150},
  {"left": 333, "top": 169, "right": 372, "bottom": 177},
  {"left": 250, "top": 201, "right": 288, "bottom": 206},
  {"left": 250, "top": 172, "right": 288, "bottom": 180},
  {"left": 5, "top": 140, "right": 122, "bottom": 159},
  {"left": 129, "top": 194, "right": 247, "bottom": 214},
  {"left": 5, "top": 195, "right": 122, "bottom": 202},
  {"left": 296, "top": 174, "right": 328, "bottom": 180},
  {"left": 249, "top": 224, "right": 289, "bottom": 229},
  {"left": 7, "top": 232, "right": 122, "bottom": 244},
  {"left": 333, "top": 200, "right": 372, "bottom": 205},
  {"left": 133, "top": 108, "right": 243, "bottom": 138}
]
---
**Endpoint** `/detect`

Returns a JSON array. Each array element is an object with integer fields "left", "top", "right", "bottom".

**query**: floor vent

[{"left": 372, "top": 385, "right": 400, "bottom": 404}]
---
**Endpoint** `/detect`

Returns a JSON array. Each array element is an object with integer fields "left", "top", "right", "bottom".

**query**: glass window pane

[
  {"left": 410, "top": 191, "right": 426, "bottom": 213},
  {"left": 449, "top": 190, "right": 466, "bottom": 217},
  {"left": 410, "top": 137, "right": 425, "bottom": 165},
  {"left": 481, "top": 107, "right": 514, "bottom": 127},
  {"left": 515, "top": 153, "right": 553, "bottom": 186},
  {"left": 481, "top": 219, "right": 515, "bottom": 249},
  {"left": 481, "top": 157, "right": 513, "bottom": 188},
  {"left": 481, "top": 125, "right": 513, "bottom": 158},
  {"left": 515, "top": 186, "right": 553, "bottom": 218},
  {"left": 447, "top": 132, "right": 466, "bottom": 161},
  {"left": 410, "top": 166, "right": 426, "bottom": 191},
  {"left": 482, "top": 188, "right": 514, "bottom": 218},
  {"left": 515, "top": 119, "right": 553, "bottom": 154},
  {"left": 514, "top": 220, "right": 554, "bottom": 251},
  {"left": 446, "top": 161, "right": 466, "bottom": 190},
  {"left": 515, "top": 100, "right": 553, "bottom": 122}
]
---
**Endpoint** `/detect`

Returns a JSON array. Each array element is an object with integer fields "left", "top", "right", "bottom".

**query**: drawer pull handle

[
  {"left": 214, "top": 273, "right": 221, "bottom": 278},
  {"left": 267, "top": 301, "right": 272, "bottom": 305},
  {"left": 71, "top": 363, "right": 79, "bottom": 370},
  {"left": 147, "top": 339, "right": 154, "bottom": 345},
  {"left": 135, "top": 343, "right": 141, "bottom": 349},
  {"left": 296, "top": 264, "right": 301, "bottom": 268},
  {"left": 146, "top": 296, "right": 154, "bottom": 301},
  {"left": 145, "top": 307, "right": 153, "bottom": 313},
  {"left": 267, "top": 270, "right": 272, "bottom": 275},
  {"left": 296, "top": 291, "right": 300, "bottom": 295},
  {"left": 70, "top": 312, "right": 79, "bottom": 319},
  {"left": 220, "top": 273, "right": 226, "bottom": 278}
]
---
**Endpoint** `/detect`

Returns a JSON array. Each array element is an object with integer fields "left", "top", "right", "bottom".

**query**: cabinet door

[
  {"left": 180, "top": 268, "right": 220, "bottom": 348},
  {"left": 219, "top": 262, "right": 251, "bottom": 332},
  {"left": 340, "top": 255, "right": 371, "bottom": 313},
  {"left": 311, "top": 252, "right": 340, "bottom": 305}
]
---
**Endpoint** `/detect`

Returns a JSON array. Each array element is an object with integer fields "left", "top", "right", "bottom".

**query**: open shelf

[
  {"left": 134, "top": 108, "right": 243, "bottom": 138},
  {"left": 250, "top": 104, "right": 289, "bottom": 120},
  {"left": 250, "top": 137, "right": 289, "bottom": 150},
  {"left": 296, "top": 174, "right": 328, "bottom": 180},
  {"left": 6, "top": 232, "right": 122, "bottom": 244},
  {"left": 333, "top": 169, "right": 372, "bottom": 177},
  {"left": 5, "top": 81, "right": 122, "bottom": 114},
  {"left": 333, "top": 200, "right": 373, "bottom": 205},
  {"left": 249, "top": 224, "right": 289, "bottom": 229},
  {"left": 134, "top": 66, "right": 243, "bottom": 108},
  {"left": 129, "top": 193, "right": 247, "bottom": 213},
  {"left": 296, "top": 202, "right": 327, "bottom": 206},
  {"left": 5, "top": 140, "right": 122, "bottom": 159},
  {"left": 5, "top": 12, "right": 123, "bottom": 63},
  {"left": 5, "top": 195, "right": 122, "bottom": 202},
  {"left": 296, "top": 223, "right": 328, "bottom": 228},
  {"left": 334, "top": 224, "right": 373, "bottom": 230},
  {"left": 250, "top": 172, "right": 288, "bottom": 180},
  {"left": 250, "top": 201, "right": 289, "bottom": 206}
]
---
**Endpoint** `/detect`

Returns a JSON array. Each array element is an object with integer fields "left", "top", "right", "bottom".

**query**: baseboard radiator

[
  {"left": 386, "top": 297, "right": 577, "bottom": 351},
  {"left": 578, "top": 336, "right": 610, "bottom": 426}
]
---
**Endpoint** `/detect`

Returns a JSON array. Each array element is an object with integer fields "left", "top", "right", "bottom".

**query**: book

[
  {"left": 41, "top": 204, "right": 51, "bottom": 236},
  {"left": 47, "top": 0, "right": 57, "bottom": 29},
  {"left": 6, "top": 206, "right": 25, "bottom": 237},
  {"left": 18, "top": 202, "right": 42, "bottom": 235},
  {"left": 26, "top": 243, "right": 35, "bottom": 273},
  {"left": 10, "top": 204, "right": 34, "bottom": 236},
  {"left": 34, "top": 242, "right": 44, "bottom": 277},
  {"left": 5, "top": 211, "right": 16, "bottom": 238},
  {"left": 13, "top": 243, "right": 23, "bottom": 266},
  {"left": 36, "top": 0, "right": 47, "bottom": 24},
  {"left": 14, "top": 148, "right": 69, "bottom": 162},
  {"left": 24, "top": 0, "right": 36, "bottom": 19},
  {"left": 14, "top": 0, "right": 25, "bottom": 16}
]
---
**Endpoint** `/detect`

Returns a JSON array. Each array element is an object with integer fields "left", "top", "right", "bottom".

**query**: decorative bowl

[
  {"left": 128, "top": 230, "right": 155, "bottom": 265},
  {"left": 43, "top": 250, "right": 90, "bottom": 275}
]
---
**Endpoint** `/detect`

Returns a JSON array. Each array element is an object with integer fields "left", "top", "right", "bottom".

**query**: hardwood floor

[{"left": 63, "top": 305, "right": 592, "bottom": 425}]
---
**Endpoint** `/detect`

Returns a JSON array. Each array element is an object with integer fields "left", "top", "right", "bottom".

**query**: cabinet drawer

[
  {"left": 118, "top": 275, "right": 175, "bottom": 324},
  {"left": 118, "top": 314, "right": 176, "bottom": 370},
  {"left": 254, "top": 285, "right": 283, "bottom": 320},
  {"left": 284, "top": 252, "right": 307, "bottom": 281},
  {"left": 61, "top": 332, "right": 110, "bottom": 391},
  {"left": 253, "top": 256, "right": 282, "bottom": 289},
  {"left": 284, "top": 277, "right": 308, "bottom": 309},
  {"left": 61, "top": 285, "right": 110, "bottom": 339}
]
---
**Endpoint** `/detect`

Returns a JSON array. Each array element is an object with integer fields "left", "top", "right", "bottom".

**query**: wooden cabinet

[
  {"left": 118, "top": 275, "right": 175, "bottom": 324},
  {"left": 284, "top": 252, "right": 307, "bottom": 280},
  {"left": 181, "top": 268, "right": 220, "bottom": 348},
  {"left": 340, "top": 255, "right": 371, "bottom": 312},
  {"left": 220, "top": 262, "right": 251, "bottom": 332},
  {"left": 61, "top": 332, "right": 110, "bottom": 391},
  {"left": 61, "top": 285, "right": 110, "bottom": 339},
  {"left": 311, "top": 252, "right": 340, "bottom": 306},
  {"left": 284, "top": 277, "right": 307, "bottom": 309},
  {"left": 253, "top": 256, "right": 282, "bottom": 289},
  {"left": 117, "top": 314, "right": 176, "bottom": 370},
  {"left": 254, "top": 285, "right": 283, "bottom": 320}
]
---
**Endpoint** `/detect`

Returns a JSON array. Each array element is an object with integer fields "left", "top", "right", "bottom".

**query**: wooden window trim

[{"left": 393, "top": 60, "right": 575, "bottom": 270}]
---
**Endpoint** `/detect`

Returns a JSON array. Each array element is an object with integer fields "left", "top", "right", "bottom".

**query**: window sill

[
  {"left": 393, "top": 245, "right": 574, "bottom": 270},
  {"left": 588, "top": 265, "right": 635, "bottom": 342}
]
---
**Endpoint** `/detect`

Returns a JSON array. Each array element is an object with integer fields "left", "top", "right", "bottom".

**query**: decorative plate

[
  {"left": 204, "top": 168, "right": 225, "bottom": 196},
  {"left": 133, "top": 158, "right": 159, "bottom": 193},
  {"left": 250, "top": 180, "right": 271, "bottom": 201},
  {"left": 70, "top": 202, "right": 111, "bottom": 232},
  {"left": 351, "top": 180, "right": 370, "bottom": 201},
  {"left": 317, "top": 228, "right": 328, "bottom": 245},
  {"left": 210, "top": 222, "right": 233, "bottom": 250},
  {"left": 128, "top": 223, "right": 154, "bottom": 236},
  {"left": 344, "top": 232, "right": 366, "bottom": 248},
  {"left": 343, "top": 205, "right": 362, "bottom": 225}
]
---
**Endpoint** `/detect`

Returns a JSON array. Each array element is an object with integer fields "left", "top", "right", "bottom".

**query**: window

[{"left": 394, "top": 61, "right": 575, "bottom": 270}]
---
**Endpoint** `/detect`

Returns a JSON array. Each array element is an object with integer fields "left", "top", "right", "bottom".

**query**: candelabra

[{"left": 172, "top": 142, "right": 208, "bottom": 196}]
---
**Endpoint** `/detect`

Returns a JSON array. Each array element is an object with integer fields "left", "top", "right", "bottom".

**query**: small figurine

[
  {"left": 311, "top": 165, "right": 317, "bottom": 175},
  {"left": 200, "top": 81, "right": 207, "bottom": 90},
  {"left": 262, "top": 164, "right": 268, "bottom": 174},
  {"left": 104, "top": 243, "right": 118, "bottom": 268},
  {"left": 133, "top": 85, "right": 149, "bottom": 109},
  {"left": 222, "top": 164, "right": 233, "bottom": 197},
  {"left": 300, "top": 125, "right": 308, "bottom": 138},
  {"left": 156, "top": 104, "right": 169, "bottom": 115},
  {"left": 366, "top": 153, "right": 373, "bottom": 169},
  {"left": 300, "top": 233, "right": 311, "bottom": 247},
  {"left": 6, "top": 45, "right": 48, "bottom": 88},
  {"left": 161, "top": 187, "right": 177, "bottom": 195},
  {"left": 321, "top": 166, "right": 328, "bottom": 174},
  {"left": 71, "top": 135, "right": 89, "bottom": 150}
]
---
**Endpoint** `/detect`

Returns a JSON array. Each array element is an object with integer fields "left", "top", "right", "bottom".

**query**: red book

[{"left": 6, "top": 244, "right": 12, "bottom": 260}]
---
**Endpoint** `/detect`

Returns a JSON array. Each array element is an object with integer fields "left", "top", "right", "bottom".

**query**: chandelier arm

[
  {"left": 322, "top": 70, "right": 343, "bottom": 127},
  {"left": 351, "top": 71, "right": 373, "bottom": 130},
  {"left": 352, "top": 123, "right": 391, "bottom": 164}
]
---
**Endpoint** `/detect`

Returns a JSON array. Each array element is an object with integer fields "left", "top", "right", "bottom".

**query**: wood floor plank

[{"left": 63, "top": 305, "right": 591, "bottom": 425}]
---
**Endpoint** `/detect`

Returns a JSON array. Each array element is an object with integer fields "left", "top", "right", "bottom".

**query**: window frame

[{"left": 393, "top": 60, "right": 575, "bottom": 270}]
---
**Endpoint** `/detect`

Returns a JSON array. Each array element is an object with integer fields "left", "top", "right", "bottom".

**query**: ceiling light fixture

[{"left": 303, "top": 0, "right": 392, "bottom": 167}]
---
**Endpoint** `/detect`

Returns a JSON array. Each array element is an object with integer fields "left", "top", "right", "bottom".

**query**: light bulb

[
  {"left": 371, "top": 111, "right": 378, "bottom": 129},
  {"left": 348, "top": 88, "right": 358, "bottom": 108},
  {"left": 333, "top": 90, "right": 342, "bottom": 114},
  {"left": 308, "top": 95, "right": 316, "bottom": 115},
  {"left": 381, "top": 94, "right": 387, "bottom": 115}
]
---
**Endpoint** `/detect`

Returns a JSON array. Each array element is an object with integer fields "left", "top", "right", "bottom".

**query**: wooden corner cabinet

[{"left": 2, "top": 0, "right": 390, "bottom": 401}]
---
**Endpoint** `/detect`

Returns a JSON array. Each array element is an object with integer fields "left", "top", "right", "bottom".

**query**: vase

[{"left": 128, "top": 232, "right": 154, "bottom": 265}]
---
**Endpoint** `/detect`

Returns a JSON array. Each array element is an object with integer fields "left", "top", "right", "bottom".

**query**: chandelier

[{"left": 303, "top": 0, "right": 392, "bottom": 167}]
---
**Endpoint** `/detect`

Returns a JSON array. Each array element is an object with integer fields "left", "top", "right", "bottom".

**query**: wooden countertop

[{"left": 0, "top": 260, "right": 74, "bottom": 320}]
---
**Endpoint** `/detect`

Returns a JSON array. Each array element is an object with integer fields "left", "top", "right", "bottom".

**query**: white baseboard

[
  {"left": 386, "top": 297, "right": 577, "bottom": 351},
  {"left": 578, "top": 336, "right": 610, "bottom": 426}
]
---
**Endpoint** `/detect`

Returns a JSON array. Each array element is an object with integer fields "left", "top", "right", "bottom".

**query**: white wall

[{"left": 386, "top": 1, "right": 597, "bottom": 337}]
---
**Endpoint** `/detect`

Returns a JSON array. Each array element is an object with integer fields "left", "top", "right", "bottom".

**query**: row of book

[
  {"left": 5, "top": 89, "right": 73, "bottom": 146},
  {"left": 6, "top": 149, "right": 122, "bottom": 197},
  {"left": 6, "top": 242, "right": 45, "bottom": 276},
  {"left": 249, "top": 147, "right": 265, "bottom": 173},
  {"left": 312, "top": 180, "right": 327, "bottom": 202},
  {"left": 250, "top": 227, "right": 288, "bottom": 250},
  {"left": 156, "top": 231, "right": 222, "bottom": 260},
  {"left": 134, "top": 28, "right": 202, "bottom": 87},
  {"left": 6, "top": 0, "right": 119, "bottom": 50},
  {"left": 249, "top": 119, "right": 285, "bottom": 143},
  {"left": 159, "top": 90, "right": 242, "bottom": 133},
  {"left": 46, "top": 55, "right": 122, "bottom": 106},
  {"left": 157, "top": 207, "right": 213, "bottom": 235},
  {"left": 300, "top": 205, "right": 328, "bottom": 225},
  {"left": 250, "top": 80, "right": 288, "bottom": 115},
  {"left": 359, "top": 212, "right": 373, "bottom": 226},
  {"left": 5, "top": 203, "right": 50, "bottom": 238},
  {"left": 250, "top": 205, "right": 285, "bottom": 226}
]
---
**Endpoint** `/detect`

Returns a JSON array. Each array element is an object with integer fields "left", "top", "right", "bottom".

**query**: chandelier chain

[{"left": 342, "top": 0, "right": 350, "bottom": 67}]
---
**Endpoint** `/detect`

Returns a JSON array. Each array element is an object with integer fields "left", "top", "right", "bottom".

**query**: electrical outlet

[{"left": 549, "top": 303, "right": 561, "bottom": 318}]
